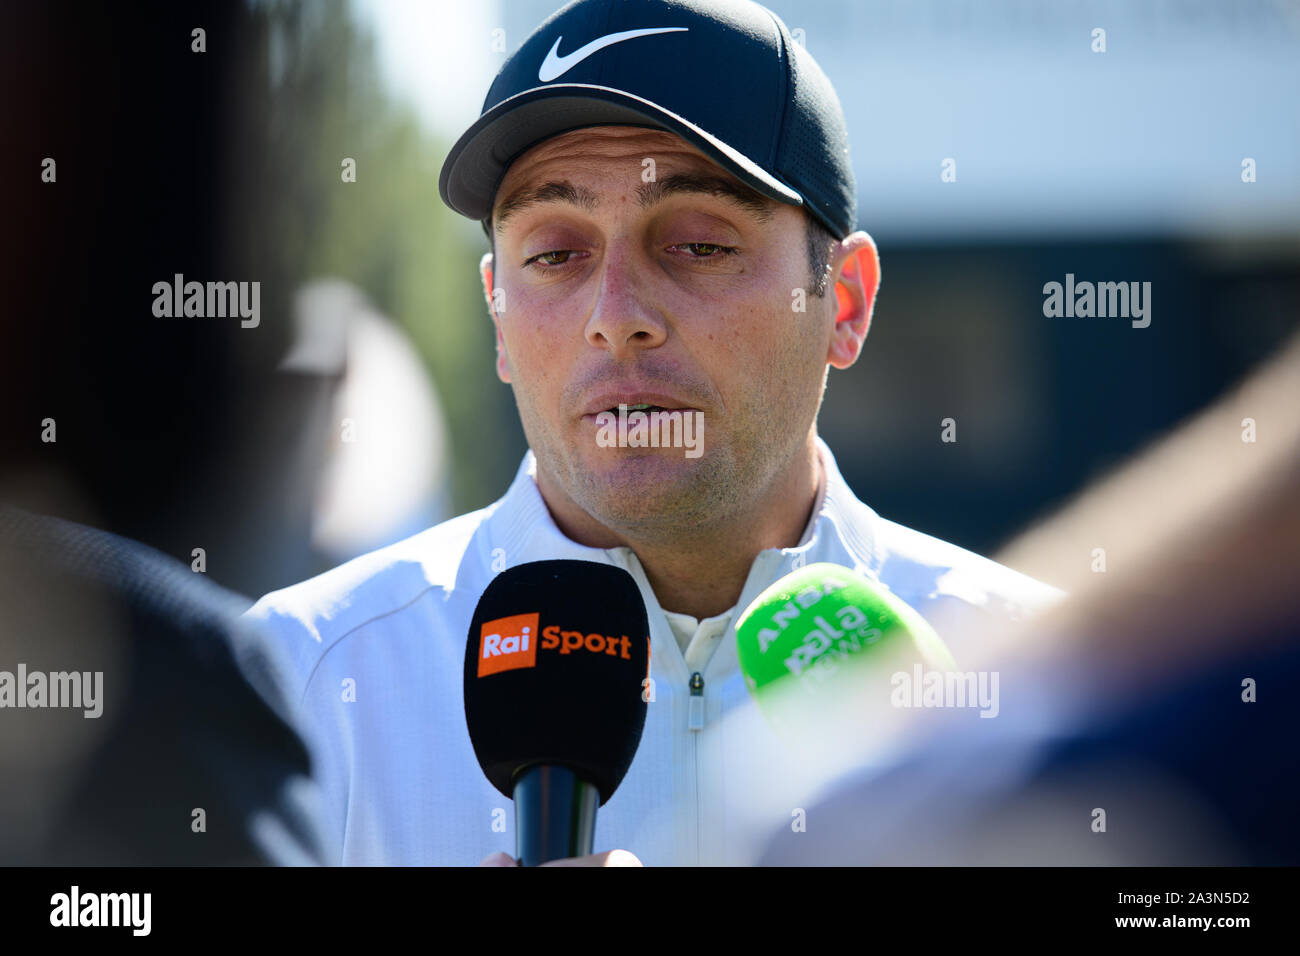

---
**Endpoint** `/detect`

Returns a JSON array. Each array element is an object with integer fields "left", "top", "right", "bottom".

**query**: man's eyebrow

[
  {"left": 636, "top": 173, "right": 775, "bottom": 223},
  {"left": 491, "top": 172, "right": 776, "bottom": 235},
  {"left": 493, "top": 180, "right": 598, "bottom": 233}
]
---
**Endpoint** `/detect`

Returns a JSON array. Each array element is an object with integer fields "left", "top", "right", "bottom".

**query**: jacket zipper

[
  {"left": 688, "top": 671, "right": 705, "bottom": 731},
  {"left": 689, "top": 670, "right": 703, "bottom": 865}
]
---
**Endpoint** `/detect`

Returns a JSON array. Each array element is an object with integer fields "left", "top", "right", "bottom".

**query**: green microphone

[{"left": 735, "top": 562, "right": 957, "bottom": 739}]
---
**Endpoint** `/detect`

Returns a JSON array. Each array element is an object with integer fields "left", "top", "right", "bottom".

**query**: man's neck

[{"left": 535, "top": 438, "right": 824, "bottom": 619}]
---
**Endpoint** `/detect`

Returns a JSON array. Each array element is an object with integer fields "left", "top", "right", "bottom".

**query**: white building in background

[{"left": 283, "top": 279, "right": 451, "bottom": 563}]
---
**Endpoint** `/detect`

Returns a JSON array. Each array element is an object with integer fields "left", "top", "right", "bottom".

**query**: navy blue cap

[{"left": 438, "top": 0, "right": 856, "bottom": 240}]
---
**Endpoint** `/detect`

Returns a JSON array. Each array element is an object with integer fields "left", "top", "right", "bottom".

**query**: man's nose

[{"left": 583, "top": 245, "right": 668, "bottom": 356}]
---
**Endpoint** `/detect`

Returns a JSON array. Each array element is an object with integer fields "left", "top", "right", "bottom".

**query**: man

[{"left": 246, "top": 0, "right": 1062, "bottom": 865}]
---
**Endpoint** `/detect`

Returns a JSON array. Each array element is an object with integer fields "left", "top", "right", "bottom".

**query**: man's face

[{"left": 483, "top": 126, "right": 856, "bottom": 539}]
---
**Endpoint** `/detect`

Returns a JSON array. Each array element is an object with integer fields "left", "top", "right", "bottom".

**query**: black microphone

[{"left": 463, "top": 560, "right": 650, "bottom": 866}]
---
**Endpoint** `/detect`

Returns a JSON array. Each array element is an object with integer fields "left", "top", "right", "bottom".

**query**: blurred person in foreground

[
  {"left": 246, "top": 0, "right": 1062, "bottom": 866},
  {"left": 758, "top": 329, "right": 1300, "bottom": 865},
  {"left": 0, "top": 508, "right": 330, "bottom": 865},
  {"left": 0, "top": 0, "right": 330, "bottom": 864}
]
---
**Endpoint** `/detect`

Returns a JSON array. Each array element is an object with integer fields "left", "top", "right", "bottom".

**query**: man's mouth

[
  {"left": 605, "top": 403, "right": 667, "bottom": 414},
  {"left": 580, "top": 390, "right": 700, "bottom": 421}
]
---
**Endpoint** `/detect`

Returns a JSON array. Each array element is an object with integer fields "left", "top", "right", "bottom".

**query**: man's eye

[
  {"left": 673, "top": 243, "right": 738, "bottom": 259},
  {"left": 524, "top": 250, "right": 575, "bottom": 268}
]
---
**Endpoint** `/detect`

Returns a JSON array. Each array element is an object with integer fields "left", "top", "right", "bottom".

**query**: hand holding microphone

[{"left": 478, "top": 849, "right": 643, "bottom": 867}]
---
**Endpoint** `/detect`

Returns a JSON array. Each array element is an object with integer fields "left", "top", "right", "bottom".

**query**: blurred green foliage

[{"left": 242, "top": 0, "right": 522, "bottom": 514}]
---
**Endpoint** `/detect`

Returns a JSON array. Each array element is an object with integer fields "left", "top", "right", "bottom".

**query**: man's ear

[
  {"left": 480, "top": 251, "right": 511, "bottom": 384},
  {"left": 826, "top": 232, "right": 880, "bottom": 371}
]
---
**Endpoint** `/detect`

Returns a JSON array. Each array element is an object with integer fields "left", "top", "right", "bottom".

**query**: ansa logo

[{"left": 478, "top": 613, "right": 636, "bottom": 677}]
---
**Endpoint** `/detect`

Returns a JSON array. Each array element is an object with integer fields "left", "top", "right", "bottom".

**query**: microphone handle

[{"left": 513, "top": 765, "right": 600, "bottom": 866}]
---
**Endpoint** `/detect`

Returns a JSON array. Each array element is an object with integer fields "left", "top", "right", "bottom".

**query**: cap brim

[{"left": 438, "top": 83, "right": 804, "bottom": 225}]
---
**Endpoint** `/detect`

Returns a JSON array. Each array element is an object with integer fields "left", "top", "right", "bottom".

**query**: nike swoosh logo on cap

[{"left": 538, "top": 27, "right": 689, "bottom": 83}]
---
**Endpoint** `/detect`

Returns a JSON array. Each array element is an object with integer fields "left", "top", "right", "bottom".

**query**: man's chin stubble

[{"left": 566, "top": 450, "right": 742, "bottom": 542}]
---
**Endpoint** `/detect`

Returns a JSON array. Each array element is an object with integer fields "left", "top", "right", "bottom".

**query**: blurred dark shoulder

[{"left": 0, "top": 506, "right": 329, "bottom": 865}]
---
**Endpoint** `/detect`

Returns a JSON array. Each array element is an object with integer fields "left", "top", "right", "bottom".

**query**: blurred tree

[{"left": 244, "top": 0, "right": 522, "bottom": 515}]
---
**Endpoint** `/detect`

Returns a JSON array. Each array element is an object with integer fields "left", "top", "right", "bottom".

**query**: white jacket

[{"left": 245, "top": 437, "right": 1062, "bottom": 865}]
